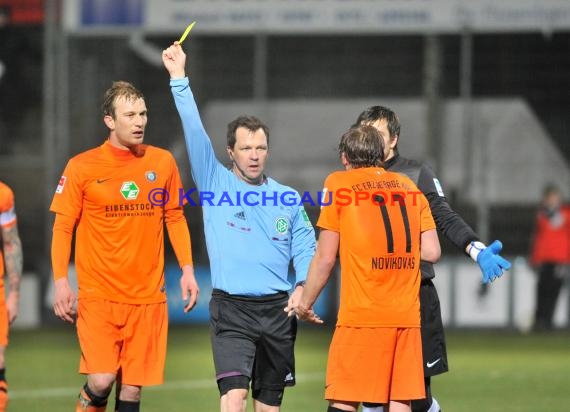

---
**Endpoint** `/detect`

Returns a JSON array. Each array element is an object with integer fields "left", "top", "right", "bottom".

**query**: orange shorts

[
  {"left": 77, "top": 298, "right": 167, "bottom": 386},
  {"left": 325, "top": 326, "right": 424, "bottom": 404}
]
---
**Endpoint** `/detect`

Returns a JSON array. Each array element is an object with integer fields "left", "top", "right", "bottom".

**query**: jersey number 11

[{"left": 373, "top": 194, "right": 411, "bottom": 254}]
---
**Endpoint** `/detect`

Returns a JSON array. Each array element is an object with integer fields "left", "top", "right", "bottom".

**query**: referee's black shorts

[
  {"left": 420, "top": 279, "right": 448, "bottom": 377},
  {"left": 209, "top": 289, "right": 297, "bottom": 403}
]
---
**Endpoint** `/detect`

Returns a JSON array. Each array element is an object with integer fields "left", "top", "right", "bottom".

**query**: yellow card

[{"left": 178, "top": 21, "right": 196, "bottom": 45}]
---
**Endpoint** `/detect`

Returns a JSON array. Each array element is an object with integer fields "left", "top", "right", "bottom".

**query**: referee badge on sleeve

[
  {"left": 433, "top": 178, "right": 445, "bottom": 197},
  {"left": 301, "top": 209, "right": 312, "bottom": 228}
]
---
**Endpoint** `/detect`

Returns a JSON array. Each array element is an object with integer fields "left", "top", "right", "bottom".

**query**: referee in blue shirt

[{"left": 163, "top": 43, "right": 316, "bottom": 412}]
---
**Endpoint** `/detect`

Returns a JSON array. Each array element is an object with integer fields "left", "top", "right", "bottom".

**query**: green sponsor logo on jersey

[{"left": 120, "top": 181, "right": 140, "bottom": 200}]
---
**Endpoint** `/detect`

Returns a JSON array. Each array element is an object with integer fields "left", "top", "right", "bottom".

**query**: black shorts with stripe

[{"left": 209, "top": 289, "right": 298, "bottom": 394}]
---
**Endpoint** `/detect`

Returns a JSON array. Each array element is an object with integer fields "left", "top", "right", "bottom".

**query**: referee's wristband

[{"left": 294, "top": 280, "right": 306, "bottom": 288}]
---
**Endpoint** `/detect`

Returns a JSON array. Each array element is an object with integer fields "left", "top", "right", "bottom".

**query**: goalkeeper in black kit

[{"left": 355, "top": 106, "right": 511, "bottom": 412}]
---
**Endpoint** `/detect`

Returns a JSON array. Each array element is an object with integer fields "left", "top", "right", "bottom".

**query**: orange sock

[
  {"left": 75, "top": 387, "right": 108, "bottom": 412},
  {"left": 0, "top": 380, "right": 8, "bottom": 412}
]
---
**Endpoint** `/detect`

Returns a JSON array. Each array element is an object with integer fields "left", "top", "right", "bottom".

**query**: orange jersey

[
  {"left": 50, "top": 141, "right": 190, "bottom": 304},
  {"left": 0, "top": 181, "right": 17, "bottom": 286},
  {"left": 318, "top": 167, "right": 436, "bottom": 327}
]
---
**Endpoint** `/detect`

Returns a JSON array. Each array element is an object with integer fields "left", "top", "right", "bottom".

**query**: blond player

[{"left": 50, "top": 81, "right": 199, "bottom": 412}]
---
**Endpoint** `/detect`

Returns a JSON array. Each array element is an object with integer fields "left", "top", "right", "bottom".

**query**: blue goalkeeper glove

[{"left": 468, "top": 240, "right": 512, "bottom": 284}]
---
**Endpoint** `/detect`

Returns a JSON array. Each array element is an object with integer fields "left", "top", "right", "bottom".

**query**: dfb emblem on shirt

[
  {"left": 145, "top": 171, "right": 157, "bottom": 182},
  {"left": 275, "top": 217, "right": 288, "bottom": 235},
  {"left": 120, "top": 181, "right": 140, "bottom": 200}
]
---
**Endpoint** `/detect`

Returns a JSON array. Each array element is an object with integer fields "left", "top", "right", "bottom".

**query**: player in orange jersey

[
  {"left": 288, "top": 125, "right": 440, "bottom": 412},
  {"left": 0, "top": 181, "right": 23, "bottom": 412},
  {"left": 355, "top": 105, "right": 511, "bottom": 412},
  {"left": 50, "top": 81, "right": 199, "bottom": 412}
]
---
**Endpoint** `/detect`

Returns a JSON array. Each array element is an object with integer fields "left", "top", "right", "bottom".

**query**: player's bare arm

[
  {"left": 1, "top": 223, "right": 22, "bottom": 324},
  {"left": 292, "top": 230, "right": 339, "bottom": 324},
  {"left": 420, "top": 229, "right": 440, "bottom": 263}
]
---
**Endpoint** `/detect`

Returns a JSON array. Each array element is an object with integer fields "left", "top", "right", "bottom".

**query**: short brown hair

[
  {"left": 354, "top": 105, "right": 401, "bottom": 154},
  {"left": 226, "top": 115, "right": 270, "bottom": 149},
  {"left": 354, "top": 105, "right": 401, "bottom": 138},
  {"left": 102, "top": 81, "right": 145, "bottom": 118},
  {"left": 339, "top": 125, "right": 385, "bottom": 168}
]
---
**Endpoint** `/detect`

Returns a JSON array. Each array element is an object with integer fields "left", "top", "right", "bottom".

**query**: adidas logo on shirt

[{"left": 234, "top": 211, "right": 246, "bottom": 220}]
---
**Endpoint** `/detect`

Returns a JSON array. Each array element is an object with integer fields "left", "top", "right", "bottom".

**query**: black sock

[
  {"left": 0, "top": 367, "right": 7, "bottom": 394},
  {"left": 0, "top": 367, "right": 7, "bottom": 397},
  {"left": 116, "top": 400, "right": 140, "bottom": 412},
  {"left": 83, "top": 383, "right": 109, "bottom": 407}
]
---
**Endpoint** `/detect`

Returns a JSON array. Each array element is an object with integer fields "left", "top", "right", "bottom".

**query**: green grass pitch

[{"left": 7, "top": 326, "right": 570, "bottom": 411}]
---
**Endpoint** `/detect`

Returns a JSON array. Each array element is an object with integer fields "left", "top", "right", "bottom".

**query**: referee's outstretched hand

[
  {"left": 162, "top": 41, "right": 186, "bottom": 80},
  {"left": 477, "top": 240, "right": 512, "bottom": 284}
]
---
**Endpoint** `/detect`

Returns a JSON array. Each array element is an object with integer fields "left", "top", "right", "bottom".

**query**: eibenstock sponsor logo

[
  {"left": 120, "top": 181, "right": 140, "bottom": 200},
  {"left": 104, "top": 202, "right": 155, "bottom": 218}
]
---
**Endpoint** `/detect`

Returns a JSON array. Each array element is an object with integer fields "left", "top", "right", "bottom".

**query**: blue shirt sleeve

[
  {"left": 169, "top": 77, "right": 223, "bottom": 191},
  {"left": 290, "top": 205, "right": 316, "bottom": 284}
]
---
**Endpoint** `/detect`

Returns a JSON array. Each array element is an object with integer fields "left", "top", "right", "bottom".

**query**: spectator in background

[
  {"left": 0, "top": 5, "right": 42, "bottom": 155},
  {"left": 0, "top": 6, "right": 10, "bottom": 28},
  {"left": 530, "top": 184, "right": 570, "bottom": 332}
]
